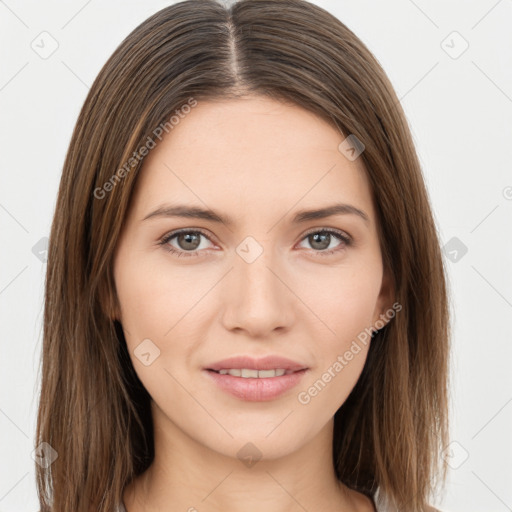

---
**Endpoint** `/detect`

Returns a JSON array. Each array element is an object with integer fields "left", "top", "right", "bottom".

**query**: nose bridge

[
  {"left": 235, "top": 234, "right": 282, "bottom": 304},
  {"left": 221, "top": 234, "right": 293, "bottom": 334}
]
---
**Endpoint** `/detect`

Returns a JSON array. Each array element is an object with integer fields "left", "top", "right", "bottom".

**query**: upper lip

[{"left": 205, "top": 355, "right": 308, "bottom": 372}]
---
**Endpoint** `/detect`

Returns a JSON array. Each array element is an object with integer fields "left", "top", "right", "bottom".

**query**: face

[{"left": 112, "top": 95, "right": 393, "bottom": 461}]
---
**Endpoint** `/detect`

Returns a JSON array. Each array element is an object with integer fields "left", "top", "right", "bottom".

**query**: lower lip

[{"left": 204, "top": 369, "right": 308, "bottom": 401}]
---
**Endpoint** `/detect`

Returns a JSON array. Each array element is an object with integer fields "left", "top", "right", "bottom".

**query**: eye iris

[
  {"left": 177, "top": 232, "right": 201, "bottom": 250},
  {"left": 309, "top": 232, "right": 331, "bottom": 250}
]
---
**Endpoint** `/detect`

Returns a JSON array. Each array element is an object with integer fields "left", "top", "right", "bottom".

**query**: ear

[{"left": 371, "top": 266, "right": 396, "bottom": 330}]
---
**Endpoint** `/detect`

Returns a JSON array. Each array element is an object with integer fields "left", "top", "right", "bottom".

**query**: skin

[{"left": 113, "top": 95, "right": 394, "bottom": 512}]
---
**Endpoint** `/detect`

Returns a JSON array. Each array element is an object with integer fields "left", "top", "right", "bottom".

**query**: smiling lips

[
  {"left": 204, "top": 355, "right": 309, "bottom": 401},
  {"left": 216, "top": 368, "right": 291, "bottom": 377}
]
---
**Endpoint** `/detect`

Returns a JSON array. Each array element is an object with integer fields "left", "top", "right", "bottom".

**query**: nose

[{"left": 220, "top": 243, "right": 295, "bottom": 338}]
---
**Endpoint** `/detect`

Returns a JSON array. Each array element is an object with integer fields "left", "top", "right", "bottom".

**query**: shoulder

[
  {"left": 373, "top": 488, "right": 444, "bottom": 512},
  {"left": 375, "top": 503, "right": 443, "bottom": 512}
]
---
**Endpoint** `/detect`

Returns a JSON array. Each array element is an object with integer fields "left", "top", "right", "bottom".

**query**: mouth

[
  {"left": 203, "top": 355, "right": 310, "bottom": 401},
  {"left": 203, "top": 367, "right": 309, "bottom": 401},
  {"left": 205, "top": 355, "right": 308, "bottom": 373},
  {"left": 207, "top": 368, "right": 300, "bottom": 378}
]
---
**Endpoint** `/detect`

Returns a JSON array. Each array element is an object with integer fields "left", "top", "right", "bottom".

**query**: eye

[
  {"left": 158, "top": 227, "right": 352, "bottom": 258},
  {"left": 297, "top": 228, "right": 352, "bottom": 256},
  {"left": 158, "top": 229, "right": 215, "bottom": 258}
]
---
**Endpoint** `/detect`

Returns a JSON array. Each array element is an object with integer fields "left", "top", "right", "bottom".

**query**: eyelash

[{"left": 158, "top": 227, "right": 352, "bottom": 258}]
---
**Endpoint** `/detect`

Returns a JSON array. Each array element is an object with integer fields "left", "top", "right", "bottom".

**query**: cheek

[
  {"left": 114, "top": 257, "right": 202, "bottom": 394},
  {"left": 293, "top": 259, "right": 381, "bottom": 399},
  {"left": 296, "top": 285, "right": 376, "bottom": 415},
  {"left": 114, "top": 253, "right": 199, "bottom": 340},
  {"left": 298, "top": 259, "right": 382, "bottom": 341}
]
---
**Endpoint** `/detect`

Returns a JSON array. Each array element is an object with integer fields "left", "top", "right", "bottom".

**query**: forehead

[{"left": 130, "top": 96, "right": 376, "bottom": 225}]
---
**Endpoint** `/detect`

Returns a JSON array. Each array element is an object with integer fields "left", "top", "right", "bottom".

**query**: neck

[{"left": 122, "top": 401, "right": 375, "bottom": 512}]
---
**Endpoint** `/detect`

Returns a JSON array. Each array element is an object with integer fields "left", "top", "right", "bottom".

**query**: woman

[{"left": 35, "top": 1, "right": 450, "bottom": 511}]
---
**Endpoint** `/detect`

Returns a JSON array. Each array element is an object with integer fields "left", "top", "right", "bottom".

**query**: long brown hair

[{"left": 36, "top": 1, "right": 450, "bottom": 510}]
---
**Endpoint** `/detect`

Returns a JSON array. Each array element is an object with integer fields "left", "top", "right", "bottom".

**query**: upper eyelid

[{"left": 163, "top": 227, "right": 217, "bottom": 245}]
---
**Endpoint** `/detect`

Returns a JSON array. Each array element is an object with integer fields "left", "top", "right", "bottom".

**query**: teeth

[{"left": 217, "top": 368, "right": 288, "bottom": 378}]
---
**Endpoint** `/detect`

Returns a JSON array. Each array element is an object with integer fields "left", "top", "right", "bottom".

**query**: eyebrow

[{"left": 142, "top": 202, "right": 370, "bottom": 226}]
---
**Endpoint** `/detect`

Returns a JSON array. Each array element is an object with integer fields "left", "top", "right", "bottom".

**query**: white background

[{"left": 1, "top": 1, "right": 511, "bottom": 511}]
